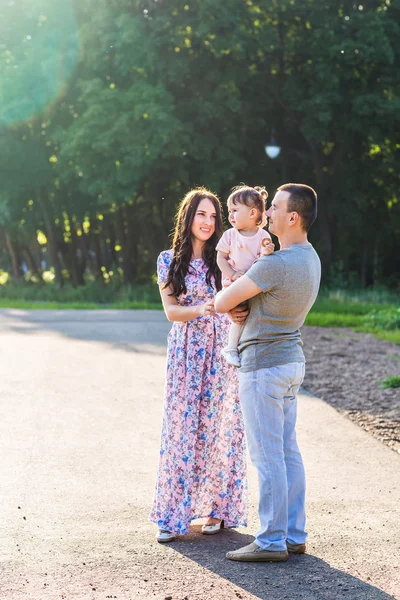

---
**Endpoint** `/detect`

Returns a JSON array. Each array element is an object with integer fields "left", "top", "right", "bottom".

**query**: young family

[{"left": 149, "top": 183, "right": 321, "bottom": 562}]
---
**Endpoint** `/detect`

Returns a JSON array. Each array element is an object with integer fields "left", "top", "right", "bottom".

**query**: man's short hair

[{"left": 277, "top": 183, "right": 317, "bottom": 232}]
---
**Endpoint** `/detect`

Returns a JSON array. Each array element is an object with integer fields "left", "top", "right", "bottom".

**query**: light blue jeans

[{"left": 239, "top": 362, "right": 307, "bottom": 550}]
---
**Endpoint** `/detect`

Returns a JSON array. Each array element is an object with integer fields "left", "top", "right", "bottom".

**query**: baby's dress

[
  {"left": 150, "top": 250, "right": 248, "bottom": 534},
  {"left": 216, "top": 227, "right": 272, "bottom": 287}
]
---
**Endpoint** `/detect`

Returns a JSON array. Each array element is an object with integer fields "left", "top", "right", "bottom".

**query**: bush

[
  {"left": 379, "top": 376, "right": 400, "bottom": 389},
  {"left": 0, "top": 280, "right": 161, "bottom": 306},
  {"left": 362, "top": 308, "right": 400, "bottom": 331}
]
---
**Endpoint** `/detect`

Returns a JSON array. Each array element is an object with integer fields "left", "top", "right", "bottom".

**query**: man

[{"left": 215, "top": 183, "right": 321, "bottom": 562}]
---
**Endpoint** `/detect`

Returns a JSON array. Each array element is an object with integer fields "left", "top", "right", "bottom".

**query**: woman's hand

[
  {"left": 228, "top": 303, "right": 249, "bottom": 324},
  {"left": 160, "top": 286, "right": 216, "bottom": 322},
  {"left": 198, "top": 299, "right": 216, "bottom": 317}
]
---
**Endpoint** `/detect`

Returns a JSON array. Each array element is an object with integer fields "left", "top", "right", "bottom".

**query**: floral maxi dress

[{"left": 150, "top": 250, "right": 248, "bottom": 534}]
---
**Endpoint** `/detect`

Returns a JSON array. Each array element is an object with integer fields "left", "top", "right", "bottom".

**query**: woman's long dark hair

[{"left": 163, "top": 187, "right": 223, "bottom": 297}]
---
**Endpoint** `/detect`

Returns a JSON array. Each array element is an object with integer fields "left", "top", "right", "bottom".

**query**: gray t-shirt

[{"left": 238, "top": 243, "right": 321, "bottom": 372}]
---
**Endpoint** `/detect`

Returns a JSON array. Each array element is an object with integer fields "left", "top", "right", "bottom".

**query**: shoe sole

[
  {"left": 226, "top": 552, "right": 288, "bottom": 562},
  {"left": 287, "top": 545, "right": 306, "bottom": 554},
  {"left": 202, "top": 528, "right": 222, "bottom": 535},
  {"left": 156, "top": 534, "right": 176, "bottom": 543},
  {"left": 201, "top": 520, "right": 224, "bottom": 535}
]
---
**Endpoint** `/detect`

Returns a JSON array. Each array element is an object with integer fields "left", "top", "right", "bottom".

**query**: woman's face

[{"left": 191, "top": 198, "right": 217, "bottom": 244}]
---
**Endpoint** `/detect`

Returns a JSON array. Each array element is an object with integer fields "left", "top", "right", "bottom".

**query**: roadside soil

[{"left": 302, "top": 326, "right": 400, "bottom": 454}]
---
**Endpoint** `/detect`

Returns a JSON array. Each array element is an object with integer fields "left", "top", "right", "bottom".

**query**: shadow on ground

[
  {"left": 162, "top": 528, "right": 396, "bottom": 600},
  {"left": 0, "top": 308, "right": 170, "bottom": 353}
]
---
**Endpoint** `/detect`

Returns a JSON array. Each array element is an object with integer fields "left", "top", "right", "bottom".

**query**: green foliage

[
  {"left": 0, "top": 0, "right": 78, "bottom": 125},
  {"left": 317, "top": 287, "right": 400, "bottom": 306},
  {"left": 379, "top": 376, "right": 400, "bottom": 389},
  {"left": 0, "top": 0, "right": 400, "bottom": 289},
  {"left": 305, "top": 312, "right": 364, "bottom": 328},
  {"left": 362, "top": 307, "right": 400, "bottom": 330},
  {"left": 312, "top": 299, "right": 385, "bottom": 316},
  {"left": 0, "top": 280, "right": 161, "bottom": 305},
  {"left": 306, "top": 295, "right": 400, "bottom": 344},
  {"left": 0, "top": 299, "right": 162, "bottom": 309}
]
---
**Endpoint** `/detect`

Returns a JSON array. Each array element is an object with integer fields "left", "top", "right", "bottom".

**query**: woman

[{"left": 150, "top": 187, "right": 248, "bottom": 542}]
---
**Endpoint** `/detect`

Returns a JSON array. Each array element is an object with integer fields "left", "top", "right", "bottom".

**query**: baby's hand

[
  {"left": 231, "top": 270, "right": 245, "bottom": 281},
  {"left": 261, "top": 238, "right": 274, "bottom": 256}
]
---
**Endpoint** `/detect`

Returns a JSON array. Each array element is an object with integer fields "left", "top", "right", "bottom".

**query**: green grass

[
  {"left": 0, "top": 281, "right": 162, "bottom": 309},
  {"left": 310, "top": 298, "right": 384, "bottom": 316},
  {"left": 305, "top": 286, "right": 400, "bottom": 341},
  {"left": 379, "top": 376, "right": 400, "bottom": 389},
  {"left": 305, "top": 292, "right": 400, "bottom": 344},
  {"left": 0, "top": 299, "right": 162, "bottom": 310},
  {"left": 317, "top": 287, "right": 400, "bottom": 305},
  {"left": 0, "top": 281, "right": 399, "bottom": 345},
  {"left": 369, "top": 330, "right": 400, "bottom": 345},
  {"left": 305, "top": 311, "right": 364, "bottom": 328},
  {"left": 362, "top": 307, "right": 400, "bottom": 330}
]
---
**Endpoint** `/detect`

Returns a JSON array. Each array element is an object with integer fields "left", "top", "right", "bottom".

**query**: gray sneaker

[
  {"left": 226, "top": 541, "right": 288, "bottom": 562},
  {"left": 286, "top": 541, "right": 306, "bottom": 554}
]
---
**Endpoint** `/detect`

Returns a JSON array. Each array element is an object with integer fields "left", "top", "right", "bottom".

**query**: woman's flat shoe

[
  {"left": 201, "top": 520, "right": 224, "bottom": 535},
  {"left": 156, "top": 529, "right": 176, "bottom": 543}
]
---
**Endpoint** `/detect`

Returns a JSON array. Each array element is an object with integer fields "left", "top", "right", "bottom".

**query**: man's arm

[{"left": 214, "top": 275, "right": 262, "bottom": 313}]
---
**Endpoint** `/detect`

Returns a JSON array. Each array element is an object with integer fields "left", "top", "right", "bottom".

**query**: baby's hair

[{"left": 227, "top": 185, "right": 268, "bottom": 226}]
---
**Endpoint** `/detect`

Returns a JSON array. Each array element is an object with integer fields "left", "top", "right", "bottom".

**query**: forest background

[{"left": 0, "top": 0, "right": 399, "bottom": 305}]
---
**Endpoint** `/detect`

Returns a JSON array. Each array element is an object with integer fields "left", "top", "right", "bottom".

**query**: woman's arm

[{"left": 160, "top": 285, "right": 215, "bottom": 322}]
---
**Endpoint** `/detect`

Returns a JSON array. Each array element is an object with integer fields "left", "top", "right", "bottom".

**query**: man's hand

[
  {"left": 228, "top": 303, "right": 249, "bottom": 324},
  {"left": 231, "top": 270, "right": 245, "bottom": 281},
  {"left": 214, "top": 275, "right": 262, "bottom": 313}
]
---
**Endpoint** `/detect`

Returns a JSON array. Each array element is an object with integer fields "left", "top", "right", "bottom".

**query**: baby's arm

[{"left": 217, "top": 250, "right": 237, "bottom": 280}]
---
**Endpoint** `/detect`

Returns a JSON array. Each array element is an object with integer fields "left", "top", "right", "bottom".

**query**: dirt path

[{"left": 0, "top": 310, "right": 399, "bottom": 600}]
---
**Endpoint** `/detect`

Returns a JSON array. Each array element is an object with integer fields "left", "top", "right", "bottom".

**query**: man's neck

[{"left": 277, "top": 231, "right": 309, "bottom": 250}]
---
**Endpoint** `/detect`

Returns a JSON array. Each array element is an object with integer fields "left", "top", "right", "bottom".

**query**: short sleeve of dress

[
  {"left": 216, "top": 229, "right": 232, "bottom": 255},
  {"left": 157, "top": 250, "right": 173, "bottom": 285}
]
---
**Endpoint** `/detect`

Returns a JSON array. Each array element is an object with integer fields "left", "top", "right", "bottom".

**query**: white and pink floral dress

[{"left": 150, "top": 250, "right": 248, "bottom": 534}]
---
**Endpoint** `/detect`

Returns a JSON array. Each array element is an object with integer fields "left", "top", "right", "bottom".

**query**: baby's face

[{"left": 228, "top": 202, "right": 256, "bottom": 231}]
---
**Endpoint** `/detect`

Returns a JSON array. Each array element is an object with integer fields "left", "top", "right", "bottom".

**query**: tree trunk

[
  {"left": 36, "top": 189, "right": 64, "bottom": 288},
  {"left": 93, "top": 233, "right": 105, "bottom": 281},
  {"left": 307, "top": 139, "right": 333, "bottom": 269},
  {"left": 22, "top": 246, "right": 41, "bottom": 277},
  {"left": 116, "top": 206, "right": 135, "bottom": 284},
  {"left": 360, "top": 242, "right": 368, "bottom": 287},
  {"left": 125, "top": 204, "right": 137, "bottom": 280},
  {"left": 68, "top": 215, "right": 85, "bottom": 286},
  {"left": 4, "top": 231, "right": 21, "bottom": 280},
  {"left": 106, "top": 219, "right": 119, "bottom": 270},
  {"left": 372, "top": 235, "right": 380, "bottom": 287}
]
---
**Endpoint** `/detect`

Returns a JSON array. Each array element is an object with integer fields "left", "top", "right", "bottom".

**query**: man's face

[{"left": 266, "top": 190, "right": 290, "bottom": 237}]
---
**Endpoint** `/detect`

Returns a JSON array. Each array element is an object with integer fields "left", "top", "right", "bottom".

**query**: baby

[{"left": 216, "top": 185, "right": 274, "bottom": 367}]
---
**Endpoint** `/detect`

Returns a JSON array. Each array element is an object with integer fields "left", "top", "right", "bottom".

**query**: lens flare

[{"left": 0, "top": 0, "right": 79, "bottom": 125}]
